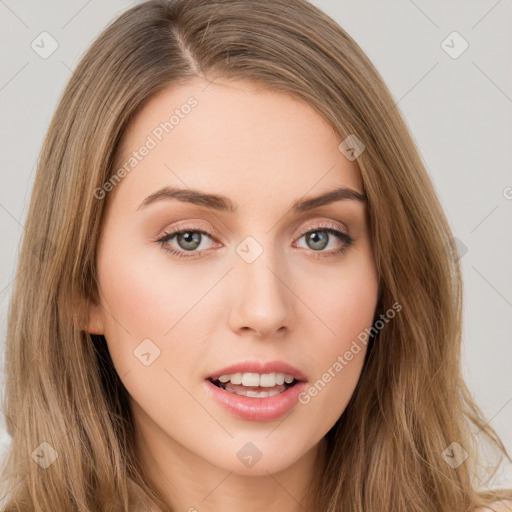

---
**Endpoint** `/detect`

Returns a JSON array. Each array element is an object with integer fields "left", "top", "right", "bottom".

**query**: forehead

[{"left": 110, "top": 77, "right": 363, "bottom": 211}]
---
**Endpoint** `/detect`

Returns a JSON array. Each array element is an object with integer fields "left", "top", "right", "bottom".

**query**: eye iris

[
  {"left": 177, "top": 231, "right": 201, "bottom": 251},
  {"left": 306, "top": 231, "right": 328, "bottom": 250}
]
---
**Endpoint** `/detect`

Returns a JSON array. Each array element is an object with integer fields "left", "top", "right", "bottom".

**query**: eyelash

[{"left": 156, "top": 222, "right": 354, "bottom": 260}]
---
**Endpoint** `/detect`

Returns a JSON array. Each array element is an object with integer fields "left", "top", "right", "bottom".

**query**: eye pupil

[{"left": 306, "top": 231, "right": 328, "bottom": 250}]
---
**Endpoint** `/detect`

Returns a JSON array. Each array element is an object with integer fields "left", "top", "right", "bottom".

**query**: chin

[{"left": 196, "top": 429, "right": 321, "bottom": 477}]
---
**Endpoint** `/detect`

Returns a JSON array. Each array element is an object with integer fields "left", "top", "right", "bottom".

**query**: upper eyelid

[
  {"left": 158, "top": 218, "right": 349, "bottom": 237},
  {"left": 296, "top": 220, "right": 349, "bottom": 235}
]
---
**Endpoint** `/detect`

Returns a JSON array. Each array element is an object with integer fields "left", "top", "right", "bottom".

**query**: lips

[{"left": 204, "top": 360, "right": 308, "bottom": 421}]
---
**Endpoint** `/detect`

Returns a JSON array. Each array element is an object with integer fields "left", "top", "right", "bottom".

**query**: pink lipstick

[{"left": 204, "top": 360, "right": 307, "bottom": 422}]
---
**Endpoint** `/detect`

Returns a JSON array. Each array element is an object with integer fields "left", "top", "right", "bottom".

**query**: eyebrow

[{"left": 136, "top": 185, "right": 366, "bottom": 213}]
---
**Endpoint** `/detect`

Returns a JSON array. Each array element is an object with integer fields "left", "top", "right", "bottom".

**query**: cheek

[
  {"left": 303, "top": 240, "right": 379, "bottom": 346},
  {"left": 295, "top": 246, "right": 378, "bottom": 426},
  {"left": 97, "top": 236, "right": 215, "bottom": 335},
  {"left": 95, "top": 239, "right": 217, "bottom": 377}
]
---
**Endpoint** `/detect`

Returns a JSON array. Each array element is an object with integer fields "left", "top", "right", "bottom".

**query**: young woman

[{"left": 1, "top": 0, "right": 511, "bottom": 510}]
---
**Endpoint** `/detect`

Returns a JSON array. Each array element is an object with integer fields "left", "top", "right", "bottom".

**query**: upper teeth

[{"left": 217, "top": 372, "right": 295, "bottom": 387}]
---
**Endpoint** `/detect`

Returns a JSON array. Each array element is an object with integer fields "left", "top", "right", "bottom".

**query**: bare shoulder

[{"left": 474, "top": 499, "right": 512, "bottom": 512}]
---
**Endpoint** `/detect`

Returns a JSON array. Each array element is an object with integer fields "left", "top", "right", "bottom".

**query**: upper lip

[{"left": 207, "top": 360, "right": 308, "bottom": 382}]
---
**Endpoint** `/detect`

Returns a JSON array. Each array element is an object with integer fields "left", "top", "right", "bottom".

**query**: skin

[{"left": 87, "top": 77, "right": 379, "bottom": 512}]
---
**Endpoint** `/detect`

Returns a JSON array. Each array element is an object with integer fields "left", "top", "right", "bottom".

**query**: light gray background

[{"left": 1, "top": 0, "right": 511, "bottom": 490}]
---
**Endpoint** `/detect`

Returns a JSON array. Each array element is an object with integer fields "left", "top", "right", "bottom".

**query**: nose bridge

[{"left": 229, "top": 234, "right": 293, "bottom": 336}]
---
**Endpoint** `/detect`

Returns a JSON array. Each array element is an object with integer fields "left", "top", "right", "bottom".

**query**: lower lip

[{"left": 204, "top": 379, "right": 307, "bottom": 422}]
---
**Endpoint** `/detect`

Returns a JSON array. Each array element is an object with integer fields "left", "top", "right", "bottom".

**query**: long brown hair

[{"left": 1, "top": 0, "right": 510, "bottom": 510}]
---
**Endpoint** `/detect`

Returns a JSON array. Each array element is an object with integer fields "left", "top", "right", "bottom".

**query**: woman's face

[{"left": 88, "top": 77, "right": 379, "bottom": 476}]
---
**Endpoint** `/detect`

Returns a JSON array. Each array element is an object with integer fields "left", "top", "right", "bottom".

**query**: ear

[
  {"left": 85, "top": 302, "right": 105, "bottom": 335},
  {"left": 73, "top": 293, "right": 105, "bottom": 335}
]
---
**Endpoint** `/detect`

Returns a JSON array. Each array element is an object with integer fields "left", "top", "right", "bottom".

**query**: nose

[{"left": 227, "top": 245, "right": 295, "bottom": 339}]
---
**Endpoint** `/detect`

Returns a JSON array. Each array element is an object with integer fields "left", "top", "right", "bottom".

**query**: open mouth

[
  {"left": 208, "top": 372, "right": 299, "bottom": 398},
  {"left": 204, "top": 368, "right": 308, "bottom": 421}
]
